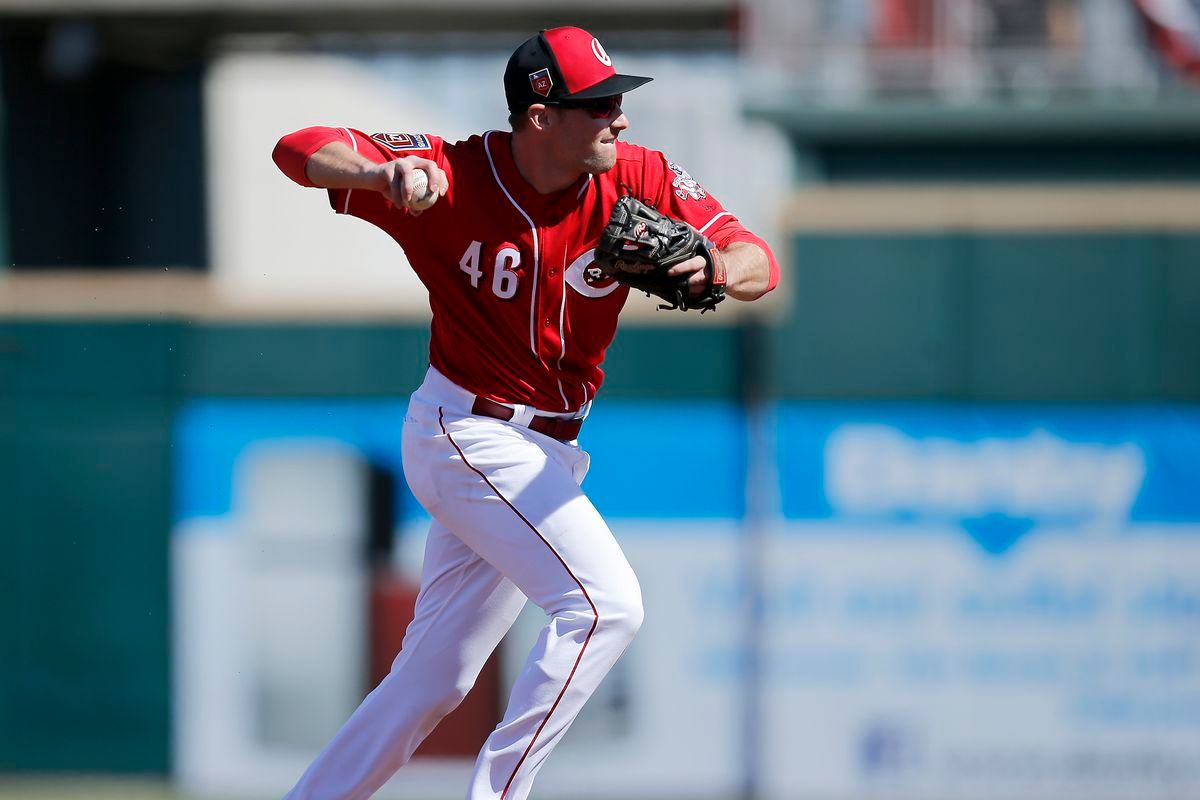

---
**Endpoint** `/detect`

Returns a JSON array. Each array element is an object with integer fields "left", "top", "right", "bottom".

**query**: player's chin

[{"left": 583, "top": 145, "right": 618, "bottom": 174}]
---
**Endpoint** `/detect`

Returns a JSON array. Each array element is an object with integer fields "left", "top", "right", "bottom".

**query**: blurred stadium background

[{"left": 3, "top": 0, "right": 1200, "bottom": 798}]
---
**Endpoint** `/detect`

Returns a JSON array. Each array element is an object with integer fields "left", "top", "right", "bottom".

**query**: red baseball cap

[{"left": 504, "top": 27, "right": 652, "bottom": 112}]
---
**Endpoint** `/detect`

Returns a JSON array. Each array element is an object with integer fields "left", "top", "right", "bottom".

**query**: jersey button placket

[{"left": 540, "top": 227, "right": 554, "bottom": 330}]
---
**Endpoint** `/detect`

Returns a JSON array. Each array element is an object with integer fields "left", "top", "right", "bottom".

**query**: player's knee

[
  {"left": 453, "top": 675, "right": 478, "bottom": 703},
  {"left": 550, "top": 582, "right": 643, "bottom": 643},
  {"left": 408, "top": 658, "right": 477, "bottom": 714},
  {"left": 428, "top": 679, "right": 472, "bottom": 717},
  {"left": 600, "top": 589, "right": 644, "bottom": 643}
]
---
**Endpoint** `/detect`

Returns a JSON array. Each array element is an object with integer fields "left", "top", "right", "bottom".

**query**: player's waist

[
  {"left": 415, "top": 366, "right": 591, "bottom": 441},
  {"left": 429, "top": 342, "right": 600, "bottom": 412}
]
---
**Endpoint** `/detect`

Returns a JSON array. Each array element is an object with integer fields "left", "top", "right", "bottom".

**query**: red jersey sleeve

[
  {"left": 643, "top": 150, "right": 780, "bottom": 293},
  {"left": 272, "top": 126, "right": 450, "bottom": 231}
]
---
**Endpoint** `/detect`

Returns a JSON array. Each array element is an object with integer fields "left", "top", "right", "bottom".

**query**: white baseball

[{"left": 407, "top": 169, "right": 439, "bottom": 211}]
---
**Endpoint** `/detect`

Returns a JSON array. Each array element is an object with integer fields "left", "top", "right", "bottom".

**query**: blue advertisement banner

[
  {"left": 174, "top": 399, "right": 746, "bottom": 525},
  {"left": 777, "top": 405, "right": 1200, "bottom": 554}
]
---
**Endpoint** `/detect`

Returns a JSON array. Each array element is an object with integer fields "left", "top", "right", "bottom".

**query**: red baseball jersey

[{"left": 273, "top": 127, "right": 780, "bottom": 412}]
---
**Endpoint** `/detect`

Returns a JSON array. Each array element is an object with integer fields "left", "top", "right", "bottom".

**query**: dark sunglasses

[{"left": 550, "top": 94, "right": 624, "bottom": 119}]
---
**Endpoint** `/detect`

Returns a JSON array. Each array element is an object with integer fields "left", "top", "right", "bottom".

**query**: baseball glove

[{"left": 593, "top": 196, "right": 727, "bottom": 313}]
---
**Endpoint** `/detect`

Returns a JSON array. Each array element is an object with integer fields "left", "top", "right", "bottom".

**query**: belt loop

[{"left": 509, "top": 404, "right": 534, "bottom": 426}]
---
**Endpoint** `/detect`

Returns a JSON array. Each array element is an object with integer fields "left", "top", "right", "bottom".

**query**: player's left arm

[
  {"left": 670, "top": 239, "right": 772, "bottom": 301},
  {"left": 645, "top": 152, "right": 779, "bottom": 303}
]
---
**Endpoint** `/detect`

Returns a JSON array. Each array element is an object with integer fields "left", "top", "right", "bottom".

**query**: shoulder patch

[
  {"left": 370, "top": 132, "right": 432, "bottom": 152},
  {"left": 667, "top": 160, "right": 707, "bottom": 201}
]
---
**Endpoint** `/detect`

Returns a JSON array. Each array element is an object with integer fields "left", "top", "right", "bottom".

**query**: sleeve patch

[
  {"left": 370, "top": 132, "right": 432, "bottom": 152},
  {"left": 667, "top": 160, "right": 707, "bottom": 201}
]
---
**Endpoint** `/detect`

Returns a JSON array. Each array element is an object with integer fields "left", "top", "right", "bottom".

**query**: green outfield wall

[{"left": 778, "top": 231, "right": 1200, "bottom": 400}]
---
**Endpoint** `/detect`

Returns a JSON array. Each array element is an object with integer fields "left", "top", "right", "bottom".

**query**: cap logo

[
  {"left": 591, "top": 38, "right": 612, "bottom": 67},
  {"left": 529, "top": 67, "right": 553, "bottom": 97}
]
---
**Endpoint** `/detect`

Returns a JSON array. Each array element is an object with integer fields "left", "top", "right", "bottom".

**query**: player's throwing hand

[{"left": 376, "top": 156, "right": 448, "bottom": 214}]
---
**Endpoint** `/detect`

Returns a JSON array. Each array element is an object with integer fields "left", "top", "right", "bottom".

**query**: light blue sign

[{"left": 777, "top": 405, "right": 1200, "bottom": 554}]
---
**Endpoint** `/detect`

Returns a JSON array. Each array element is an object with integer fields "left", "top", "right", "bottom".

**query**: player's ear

[{"left": 527, "top": 104, "right": 553, "bottom": 131}]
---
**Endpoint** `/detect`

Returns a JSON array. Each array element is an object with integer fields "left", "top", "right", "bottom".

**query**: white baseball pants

[{"left": 284, "top": 367, "right": 644, "bottom": 800}]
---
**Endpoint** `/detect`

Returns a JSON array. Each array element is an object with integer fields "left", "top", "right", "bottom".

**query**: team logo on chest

[
  {"left": 667, "top": 161, "right": 707, "bottom": 201},
  {"left": 565, "top": 248, "right": 620, "bottom": 298},
  {"left": 529, "top": 68, "right": 553, "bottom": 97}
]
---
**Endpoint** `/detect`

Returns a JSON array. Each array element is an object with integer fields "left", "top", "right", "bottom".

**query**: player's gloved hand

[
  {"left": 667, "top": 253, "right": 719, "bottom": 301},
  {"left": 375, "top": 156, "right": 448, "bottom": 215},
  {"left": 593, "top": 196, "right": 727, "bottom": 313}
]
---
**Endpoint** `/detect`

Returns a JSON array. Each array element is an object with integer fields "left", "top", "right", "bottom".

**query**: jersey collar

[{"left": 485, "top": 131, "right": 590, "bottom": 218}]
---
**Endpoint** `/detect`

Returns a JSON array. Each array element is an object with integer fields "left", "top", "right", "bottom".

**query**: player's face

[{"left": 551, "top": 95, "right": 628, "bottom": 174}]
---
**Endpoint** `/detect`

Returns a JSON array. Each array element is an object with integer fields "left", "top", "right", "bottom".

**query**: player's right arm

[
  {"left": 272, "top": 126, "right": 448, "bottom": 213},
  {"left": 305, "top": 141, "right": 447, "bottom": 211}
]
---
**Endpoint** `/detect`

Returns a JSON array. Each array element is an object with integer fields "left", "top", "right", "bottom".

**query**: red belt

[{"left": 471, "top": 397, "right": 584, "bottom": 442}]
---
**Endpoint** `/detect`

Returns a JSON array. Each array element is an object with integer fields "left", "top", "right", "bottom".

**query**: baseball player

[{"left": 272, "top": 26, "right": 779, "bottom": 800}]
